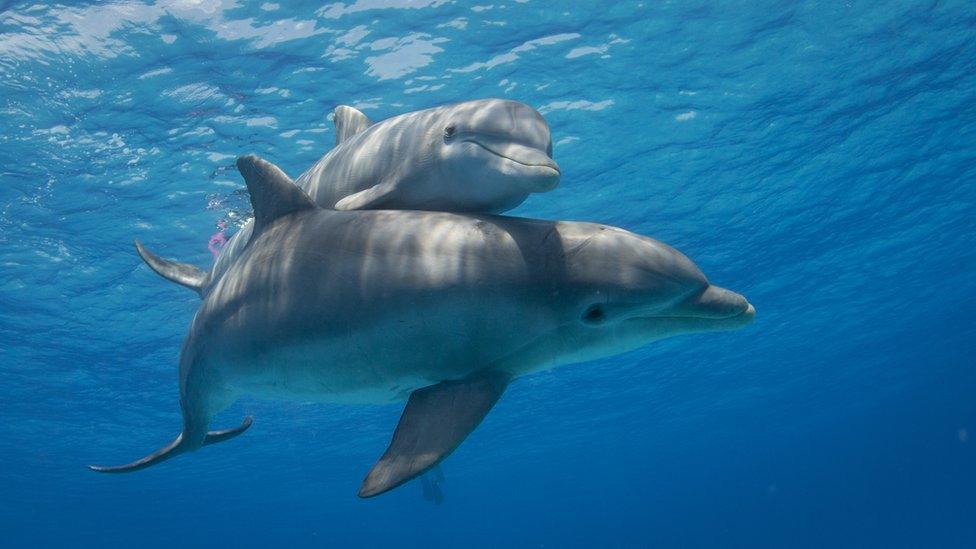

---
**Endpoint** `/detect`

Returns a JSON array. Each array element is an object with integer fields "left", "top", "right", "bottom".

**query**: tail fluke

[
  {"left": 88, "top": 433, "right": 187, "bottom": 474},
  {"left": 202, "top": 416, "right": 253, "bottom": 445},
  {"left": 88, "top": 417, "right": 253, "bottom": 474},
  {"left": 134, "top": 240, "right": 208, "bottom": 296}
]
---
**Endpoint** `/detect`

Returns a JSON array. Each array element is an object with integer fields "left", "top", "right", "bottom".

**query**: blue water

[{"left": 2, "top": 1, "right": 974, "bottom": 547}]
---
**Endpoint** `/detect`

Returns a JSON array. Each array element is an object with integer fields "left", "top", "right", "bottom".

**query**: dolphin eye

[
  {"left": 443, "top": 125, "right": 456, "bottom": 140},
  {"left": 582, "top": 305, "right": 606, "bottom": 325}
]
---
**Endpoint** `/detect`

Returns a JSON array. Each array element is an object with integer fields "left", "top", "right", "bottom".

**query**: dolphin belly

[
  {"left": 222, "top": 343, "right": 433, "bottom": 404},
  {"left": 206, "top": 299, "right": 533, "bottom": 405}
]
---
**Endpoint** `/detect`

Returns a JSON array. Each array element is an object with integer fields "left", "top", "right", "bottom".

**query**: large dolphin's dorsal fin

[
  {"left": 358, "top": 372, "right": 509, "bottom": 498},
  {"left": 333, "top": 105, "right": 373, "bottom": 145},
  {"left": 236, "top": 155, "right": 316, "bottom": 236},
  {"left": 134, "top": 240, "right": 208, "bottom": 296}
]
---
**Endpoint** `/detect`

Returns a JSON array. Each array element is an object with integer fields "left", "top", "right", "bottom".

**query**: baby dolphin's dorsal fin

[
  {"left": 358, "top": 371, "right": 509, "bottom": 498},
  {"left": 236, "top": 155, "right": 316, "bottom": 237},
  {"left": 333, "top": 105, "right": 372, "bottom": 145}
]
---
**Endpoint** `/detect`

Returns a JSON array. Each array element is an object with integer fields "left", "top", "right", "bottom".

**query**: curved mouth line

[
  {"left": 636, "top": 305, "right": 755, "bottom": 322},
  {"left": 464, "top": 139, "right": 560, "bottom": 173}
]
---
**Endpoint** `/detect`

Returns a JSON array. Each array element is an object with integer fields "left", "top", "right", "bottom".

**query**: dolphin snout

[
  {"left": 679, "top": 285, "right": 754, "bottom": 321},
  {"left": 467, "top": 138, "right": 561, "bottom": 192}
]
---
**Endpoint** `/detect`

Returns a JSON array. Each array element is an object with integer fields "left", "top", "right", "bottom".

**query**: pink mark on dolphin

[{"left": 208, "top": 220, "right": 227, "bottom": 260}]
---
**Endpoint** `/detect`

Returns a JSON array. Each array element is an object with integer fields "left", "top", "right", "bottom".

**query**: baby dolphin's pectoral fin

[
  {"left": 333, "top": 182, "right": 397, "bottom": 211},
  {"left": 358, "top": 372, "right": 509, "bottom": 498},
  {"left": 87, "top": 417, "right": 253, "bottom": 474},
  {"left": 333, "top": 105, "right": 373, "bottom": 145},
  {"left": 134, "top": 240, "right": 208, "bottom": 296}
]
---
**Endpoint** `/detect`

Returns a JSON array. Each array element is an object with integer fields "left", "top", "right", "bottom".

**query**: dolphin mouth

[
  {"left": 668, "top": 302, "right": 755, "bottom": 322},
  {"left": 465, "top": 138, "right": 561, "bottom": 190},
  {"left": 640, "top": 303, "right": 755, "bottom": 322},
  {"left": 626, "top": 303, "right": 754, "bottom": 334},
  {"left": 630, "top": 286, "right": 755, "bottom": 328},
  {"left": 680, "top": 303, "right": 756, "bottom": 320}
]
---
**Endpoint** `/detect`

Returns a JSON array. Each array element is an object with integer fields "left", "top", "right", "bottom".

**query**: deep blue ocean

[{"left": 2, "top": 1, "right": 974, "bottom": 547}]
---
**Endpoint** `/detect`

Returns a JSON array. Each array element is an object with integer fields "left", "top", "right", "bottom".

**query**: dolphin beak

[
  {"left": 672, "top": 285, "right": 755, "bottom": 329},
  {"left": 467, "top": 138, "right": 561, "bottom": 192},
  {"left": 684, "top": 285, "right": 751, "bottom": 319}
]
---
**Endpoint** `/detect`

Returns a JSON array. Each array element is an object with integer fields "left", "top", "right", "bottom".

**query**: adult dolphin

[
  {"left": 136, "top": 99, "right": 560, "bottom": 296},
  {"left": 91, "top": 156, "right": 755, "bottom": 499}
]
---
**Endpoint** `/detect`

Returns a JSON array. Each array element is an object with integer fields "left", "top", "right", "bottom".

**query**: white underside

[{"left": 216, "top": 336, "right": 508, "bottom": 405}]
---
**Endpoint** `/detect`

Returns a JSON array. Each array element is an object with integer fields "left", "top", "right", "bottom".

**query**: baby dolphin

[
  {"left": 136, "top": 99, "right": 559, "bottom": 297},
  {"left": 319, "top": 98, "right": 560, "bottom": 212},
  {"left": 91, "top": 156, "right": 754, "bottom": 499}
]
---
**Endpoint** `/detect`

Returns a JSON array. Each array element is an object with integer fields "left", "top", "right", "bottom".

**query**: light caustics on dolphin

[
  {"left": 90, "top": 155, "right": 755, "bottom": 499},
  {"left": 137, "top": 99, "right": 560, "bottom": 297}
]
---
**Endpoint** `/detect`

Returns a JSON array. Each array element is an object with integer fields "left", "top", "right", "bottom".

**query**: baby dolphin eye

[{"left": 443, "top": 125, "right": 457, "bottom": 140}]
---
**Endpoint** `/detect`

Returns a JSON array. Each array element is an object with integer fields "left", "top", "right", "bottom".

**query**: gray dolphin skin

[
  {"left": 137, "top": 99, "right": 560, "bottom": 296},
  {"left": 91, "top": 156, "right": 754, "bottom": 499},
  {"left": 315, "top": 98, "right": 560, "bottom": 212}
]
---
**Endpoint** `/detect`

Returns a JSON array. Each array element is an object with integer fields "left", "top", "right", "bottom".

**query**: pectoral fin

[
  {"left": 358, "top": 372, "right": 509, "bottom": 498},
  {"left": 134, "top": 240, "right": 208, "bottom": 296},
  {"left": 333, "top": 182, "right": 397, "bottom": 211}
]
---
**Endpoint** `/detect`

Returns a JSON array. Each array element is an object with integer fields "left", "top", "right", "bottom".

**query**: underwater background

[{"left": 1, "top": 0, "right": 974, "bottom": 547}]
